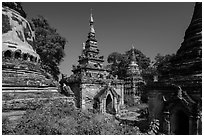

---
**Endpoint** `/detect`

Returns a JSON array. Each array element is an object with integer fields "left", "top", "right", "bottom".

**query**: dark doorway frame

[{"left": 106, "top": 94, "right": 116, "bottom": 114}]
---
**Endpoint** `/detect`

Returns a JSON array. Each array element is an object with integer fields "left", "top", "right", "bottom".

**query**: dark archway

[
  {"left": 23, "top": 53, "right": 28, "bottom": 60},
  {"left": 14, "top": 51, "right": 21, "bottom": 59},
  {"left": 93, "top": 98, "right": 100, "bottom": 112},
  {"left": 173, "top": 110, "right": 189, "bottom": 135},
  {"left": 34, "top": 57, "right": 37, "bottom": 62},
  {"left": 106, "top": 94, "right": 115, "bottom": 114},
  {"left": 30, "top": 55, "right": 34, "bottom": 62},
  {"left": 4, "top": 50, "right": 12, "bottom": 58},
  {"left": 38, "top": 59, "right": 41, "bottom": 63}
]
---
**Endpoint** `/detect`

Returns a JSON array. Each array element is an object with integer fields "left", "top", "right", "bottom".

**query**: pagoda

[
  {"left": 72, "top": 12, "right": 106, "bottom": 81},
  {"left": 124, "top": 46, "right": 144, "bottom": 104},
  {"left": 145, "top": 3, "right": 202, "bottom": 135},
  {"left": 62, "top": 12, "right": 124, "bottom": 112}
]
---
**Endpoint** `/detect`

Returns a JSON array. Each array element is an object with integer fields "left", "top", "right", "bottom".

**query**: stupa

[
  {"left": 2, "top": 3, "right": 71, "bottom": 119},
  {"left": 145, "top": 2, "right": 202, "bottom": 135},
  {"left": 124, "top": 46, "right": 145, "bottom": 104}
]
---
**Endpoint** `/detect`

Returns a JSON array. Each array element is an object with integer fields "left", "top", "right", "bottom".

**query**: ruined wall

[
  {"left": 81, "top": 83, "right": 104, "bottom": 110},
  {"left": 147, "top": 90, "right": 164, "bottom": 120},
  {"left": 112, "top": 81, "right": 124, "bottom": 107},
  {"left": 69, "top": 82, "right": 81, "bottom": 108}
]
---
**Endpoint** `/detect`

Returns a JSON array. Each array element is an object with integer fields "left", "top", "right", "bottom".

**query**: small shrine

[
  {"left": 124, "top": 46, "right": 145, "bottom": 104},
  {"left": 60, "top": 12, "right": 124, "bottom": 113}
]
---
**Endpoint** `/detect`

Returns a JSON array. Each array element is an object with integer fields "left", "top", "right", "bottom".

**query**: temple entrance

[
  {"left": 4, "top": 50, "right": 12, "bottom": 58},
  {"left": 106, "top": 94, "right": 116, "bottom": 114},
  {"left": 93, "top": 98, "right": 100, "bottom": 111},
  {"left": 14, "top": 51, "right": 21, "bottom": 59},
  {"left": 173, "top": 110, "right": 189, "bottom": 135}
]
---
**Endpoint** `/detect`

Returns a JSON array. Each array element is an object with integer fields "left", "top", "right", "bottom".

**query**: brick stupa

[
  {"left": 2, "top": 3, "right": 71, "bottom": 119},
  {"left": 145, "top": 3, "right": 202, "bottom": 135}
]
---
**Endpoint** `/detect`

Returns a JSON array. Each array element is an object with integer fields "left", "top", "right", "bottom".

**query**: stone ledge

[{"left": 2, "top": 86, "right": 58, "bottom": 92}]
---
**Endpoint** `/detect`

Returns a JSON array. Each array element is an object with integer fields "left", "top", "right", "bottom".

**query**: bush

[
  {"left": 3, "top": 99, "right": 144, "bottom": 135},
  {"left": 124, "top": 94, "right": 136, "bottom": 107},
  {"left": 2, "top": 116, "right": 14, "bottom": 135}
]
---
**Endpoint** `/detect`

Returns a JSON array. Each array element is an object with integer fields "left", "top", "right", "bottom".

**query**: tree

[
  {"left": 107, "top": 48, "right": 151, "bottom": 80},
  {"left": 140, "top": 53, "right": 176, "bottom": 84},
  {"left": 30, "top": 16, "right": 67, "bottom": 80},
  {"left": 124, "top": 94, "right": 136, "bottom": 107},
  {"left": 2, "top": 116, "right": 15, "bottom": 135},
  {"left": 3, "top": 2, "right": 27, "bottom": 18},
  {"left": 125, "top": 48, "right": 151, "bottom": 70},
  {"left": 107, "top": 52, "right": 127, "bottom": 79},
  {"left": 153, "top": 53, "right": 176, "bottom": 75},
  {"left": 7, "top": 99, "right": 144, "bottom": 135}
]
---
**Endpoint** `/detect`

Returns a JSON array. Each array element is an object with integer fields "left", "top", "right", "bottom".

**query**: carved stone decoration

[
  {"left": 163, "top": 111, "right": 171, "bottom": 134},
  {"left": 177, "top": 86, "right": 183, "bottom": 99}
]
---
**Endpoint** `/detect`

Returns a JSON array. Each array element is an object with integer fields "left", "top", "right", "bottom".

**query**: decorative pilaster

[
  {"left": 189, "top": 115, "right": 193, "bottom": 134},
  {"left": 164, "top": 110, "right": 171, "bottom": 135},
  {"left": 196, "top": 111, "right": 201, "bottom": 135}
]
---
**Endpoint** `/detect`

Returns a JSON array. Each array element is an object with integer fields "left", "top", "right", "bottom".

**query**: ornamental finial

[
  {"left": 90, "top": 8, "right": 94, "bottom": 23},
  {"left": 89, "top": 8, "right": 95, "bottom": 33}
]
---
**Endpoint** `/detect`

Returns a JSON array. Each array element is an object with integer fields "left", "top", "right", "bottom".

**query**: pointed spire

[
  {"left": 177, "top": 2, "right": 202, "bottom": 55},
  {"left": 90, "top": 8, "right": 94, "bottom": 23},
  {"left": 89, "top": 9, "right": 95, "bottom": 33},
  {"left": 132, "top": 44, "right": 135, "bottom": 51},
  {"left": 191, "top": 2, "right": 202, "bottom": 23},
  {"left": 127, "top": 45, "right": 140, "bottom": 76},
  {"left": 131, "top": 45, "right": 137, "bottom": 63},
  {"left": 82, "top": 42, "right": 85, "bottom": 50}
]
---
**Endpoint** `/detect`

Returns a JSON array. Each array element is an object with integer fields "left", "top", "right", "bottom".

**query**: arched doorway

[
  {"left": 4, "top": 50, "right": 12, "bottom": 58},
  {"left": 14, "top": 51, "right": 21, "bottom": 59},
  {"left": 23, "top": 53, "right": 28, "bottom": 60},
  {"left": 30, "top": 55, "right": 34, "bottom": 62},
  {"left": 106, "top": 94, "right": 115, "bottom": 114},
  {"left": 172, "top": 110, "right": 189, "bottom": 135},
  {"left": 93, "top": 98, "right": 100, "bottom": 111}
]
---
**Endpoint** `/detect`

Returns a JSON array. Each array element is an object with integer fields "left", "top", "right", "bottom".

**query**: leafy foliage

[
  {"left": 125, "top": 49, "right": 151, "bottom": 70},
  {"left": 153, "top": 53, "right": 175, "bottom": 69},
  {"left": 3, "top": 2, "right": 27, "bottom": 18},
  {"left": 153, "top": 53, "right": 176, "bottom": 76},
  {"left": 147, "top": 119, "right": 160, "bottom": 135},
  {"left": 30, "top": 16, "right": 67, "bottom": 80},
  {"left": 141, "top": 53, "right": 176, "bottom": 83},
  {"left": 124, "top": 94, "right": 136, "bottom": 107},
  {"left": 107, "top": 48, "right": 151, "bottom": 80},
  {"left": 107, "top": 48, "right": 177, "bottom": 84},
  {"left": 3, "top": 99, "right": 145, "bottom": 135},
  {"left": 2, "top": 116, "right": 15, "bottom": 135},
  {"left": 107, "top": 52, "right": 127, "bottom": 79}
]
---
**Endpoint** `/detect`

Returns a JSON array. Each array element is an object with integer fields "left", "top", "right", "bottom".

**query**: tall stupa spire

[
  {"left": 127, "top": 45, "right": 140, "bottom": 76},
  {"left": 89, "top": 9, "right": 95, "bottom": 34},
  {"left": 130, "top": 45, "right": 137, "bottom": 64},
  {"left": 159, "top": 2, "right": 202, "bottom": 78},
  {"left": 177, "top": 2, "right": 202, "bottom": 55}
]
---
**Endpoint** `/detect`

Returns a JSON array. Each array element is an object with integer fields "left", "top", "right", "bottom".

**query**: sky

[{"left": 22, "top": 2, "right": 195, "bottom": 76}]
